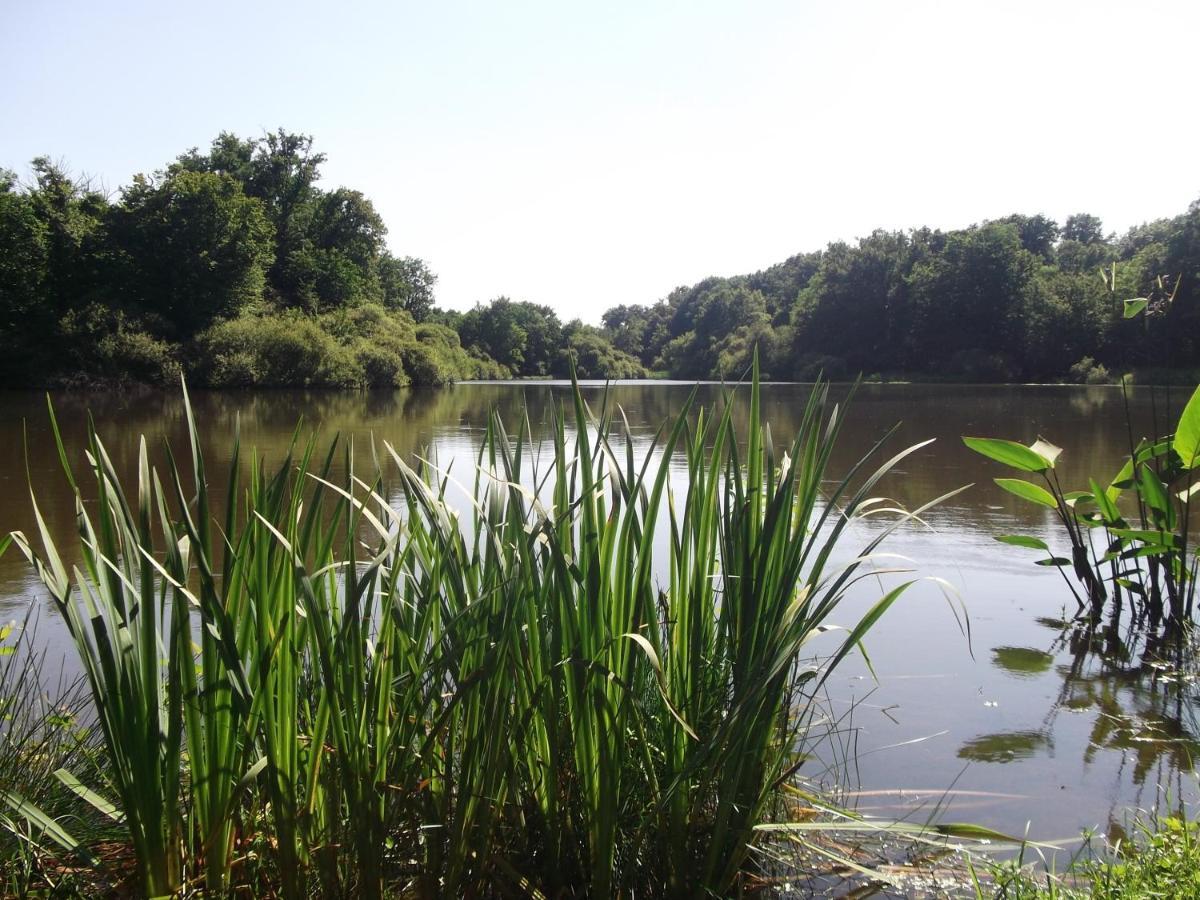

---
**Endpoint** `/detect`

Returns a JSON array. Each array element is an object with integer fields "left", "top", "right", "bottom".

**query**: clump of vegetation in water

[
  {"left": 982, "top": 812, "right": 1200, "bottom": 899},
  {"left": 963, "top": 279, "right": 1199, "bottom": 630},
  {"left": 3, "top": 361, "right": 946, "bottom": 897}
]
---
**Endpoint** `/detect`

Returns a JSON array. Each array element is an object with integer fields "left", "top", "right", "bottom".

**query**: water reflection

[
  {"left": 960, "top": 605, "right": 1198, "bottom": 801},
  {"left": 0, "top": 380, "right": 1195, "bottom": 843}
]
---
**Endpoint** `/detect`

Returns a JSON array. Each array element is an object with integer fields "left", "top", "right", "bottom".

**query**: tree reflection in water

[{"left": 960, "top": 603, "right": 1198, "bottom": 835}]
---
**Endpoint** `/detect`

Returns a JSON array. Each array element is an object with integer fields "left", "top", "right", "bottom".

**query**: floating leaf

[
  {"left": 958, "top": 730, "right": 1049, "bottom": 763},
  {"left": 995, "top": 478, "right": 1058, "bottom": 508},
  {"left": 964, "top": 437, "right": 1051, "bottom": 473},
  {"left": 992, "top": 646, "right": 1053, "bottom": 678}
]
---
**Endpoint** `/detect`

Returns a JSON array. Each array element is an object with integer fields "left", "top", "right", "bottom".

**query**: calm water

[{"left": 1, "top": 381, "right": 1196, "bottom": 849}]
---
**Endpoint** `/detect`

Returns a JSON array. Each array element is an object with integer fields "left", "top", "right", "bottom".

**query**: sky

[{"left": 2, "top": 0, "right": 1197, "bottom": 322}]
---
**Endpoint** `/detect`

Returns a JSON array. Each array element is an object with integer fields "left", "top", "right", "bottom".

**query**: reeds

[{"left": 10, "top": 362, "right": 938, "bottom": 896}]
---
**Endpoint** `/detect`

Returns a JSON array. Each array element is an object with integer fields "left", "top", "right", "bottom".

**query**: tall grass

[{"left": 10, "top": 361, "right": 943, "bottom": 896}]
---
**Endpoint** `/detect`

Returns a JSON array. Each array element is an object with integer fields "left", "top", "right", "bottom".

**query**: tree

[
  {"left": 1062, "top": 213, "right": 1106, "bottom": 245},
  {"left": 380, "top": 254, "right": 437, "bottom": 321},
  {"left": 112, "top": 170, "right": 274, "bottom": 335},
  {"left": 904, "top": 223, "right": 1035, "bottom": 374},
  {"left": 994, "top": 213, "right": 1060, "bottom": 260}
]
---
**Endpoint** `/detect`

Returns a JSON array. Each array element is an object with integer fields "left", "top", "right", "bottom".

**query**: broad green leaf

[
  {"left": 1123, "top": 297, "right": 1148, "bottom": 318},
  {"left": 1137, "top": 465, "right": 1171, "bottom": 522},
  {"left": 1036, "top": 557, "right": 1072, "bottom": 567},
  {"left": 1090, "top": 478, "right": 1123, "bottom": 525},
  {"left": 963, "top": 437, "right": 1050, "bottom": 473},
  {"left": 1173, "top": 383, "right": 1200, "bottom": 469},
  {"left": 1109, "top": 528, "right": 1181, "bottom": 549},
  {"left": 1178, "top": 481, "right": 1199, "bottom": 502},
  {"left": 1134, "top": 438, "right": 1171, "bottom": 464},
  {"left": 995, "top": 535, "right": 1049, "bottom": 551},
  {"left": 994, "top": 478, "right": 1058, "bottom": 509}
]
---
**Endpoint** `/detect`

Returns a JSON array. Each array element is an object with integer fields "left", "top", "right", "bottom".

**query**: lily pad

[{"left": 991, "top": 646, "right": 1054, "bottom": 678}]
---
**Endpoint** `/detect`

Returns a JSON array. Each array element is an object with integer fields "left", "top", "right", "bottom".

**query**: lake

[{"left": 1, "top": 380, "right": 1196, "bottom": 851}]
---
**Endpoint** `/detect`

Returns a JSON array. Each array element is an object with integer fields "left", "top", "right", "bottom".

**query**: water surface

[{"left": 1, "top": 381, "right": 1195, "bottom": 847}]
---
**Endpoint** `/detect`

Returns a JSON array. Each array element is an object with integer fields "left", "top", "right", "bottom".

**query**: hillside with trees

[{"left": 599, "top": 207, "right": 1200, "bottom": 383}]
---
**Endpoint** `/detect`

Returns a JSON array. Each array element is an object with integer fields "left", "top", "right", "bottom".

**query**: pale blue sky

[{"left": 3, "top": 0, "right": 1197, "bottom": 320}]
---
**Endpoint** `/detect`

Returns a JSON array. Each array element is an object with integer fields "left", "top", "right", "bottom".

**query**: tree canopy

[
  {"left": 598, "top": 206, "right": 1200, "bottom": 382},
  {"left": 0, "top": 131, "right": 639, "bottom": 386}
]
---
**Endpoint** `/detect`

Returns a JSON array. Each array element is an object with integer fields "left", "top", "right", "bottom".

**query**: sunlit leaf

[
  {"left": 1123, "top": 297, "right": 1148, "bottom": 318},
  {"left": 1173, "top": 383, "right": 1200, "bottom": 469},
  {"left": 963, "top": 437, "right": 1050, "bottom": 473},
  {"left": 995, "top": 478, "right": 1058, "bottom": 508},
  {"left": 994, "top": 534, "right": 1049, "bottom": 551}
]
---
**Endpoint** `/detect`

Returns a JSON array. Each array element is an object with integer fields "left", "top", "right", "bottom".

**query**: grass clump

[
  {"left": 985, "top": 812, "right": 1200, "bottom": 899},
  {"left": 6, "top": 359, "right": 942, "bottom": 896}
]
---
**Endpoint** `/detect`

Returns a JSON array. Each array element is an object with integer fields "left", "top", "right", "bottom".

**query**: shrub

[
  {"left": 192, "top": 311, "right": 361, "bottom": 387},
  {"left": 559, "top": 329, "right": 646, "bottom": 379},
  {"left": 1068, "top": 356, "right": 1111, "bottom": 384},
  {"left": 58, "top": 302, "right": 181, "bottom": 384}
]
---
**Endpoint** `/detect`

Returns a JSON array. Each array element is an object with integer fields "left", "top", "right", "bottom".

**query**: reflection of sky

[{"left": 0, "top": 382, "right": 1196, "bottom": 849}]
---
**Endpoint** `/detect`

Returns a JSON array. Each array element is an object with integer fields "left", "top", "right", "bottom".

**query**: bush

[
  {"left": 416, "top": 322, "right": 510, "bottom": 381},
  {"left": 192, "top": 312, "right": 361, "bottom": 387},
  {"left": 1068, "top": 356, "right": 1111, "bottom": 384},
  {"left": 558, "top": 329, "right": 646, "bottom": 379},
  {"left": 58, "top": 303, "right": 181, "bottom": 385}
]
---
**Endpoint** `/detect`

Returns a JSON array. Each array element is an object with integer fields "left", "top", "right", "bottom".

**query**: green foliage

[
  {"left": 58, "top": 302, "right": 181, "bottom": 384},
  {"left": 188, "top": 304, "right": 498, "bottom": 388},
  {"left": 379, "top": 253, "right": 437, "bottom": 321},
  {"left": 7, "top": 367, "right": 936, "bottom": 896},
  {"left": 192, "top": 311, "right": 362, "bottom": 387},
  {"left": 111, "top": 169, "right": 274, "bottom": 335},
  {"left": 561, "top": 322, "right": 646, "bottom": 378},
  {"left": 8, "top": 133, "right": 1200, "bottom": 387},
  {"left": 600, "top": 202, "right": 1200, "bottom": 382},
  {"left": 0, "top": 132, "right": 503, "bottom": 387},
  {"left": 1068, "top": 356, "right": 1112, "bottom": 384},
  {"left": 964, "top": 383, "right": 1199, "bottom": 624},
  {"left": 983, "top": 814, "right": 1200, "bottom": 899}
]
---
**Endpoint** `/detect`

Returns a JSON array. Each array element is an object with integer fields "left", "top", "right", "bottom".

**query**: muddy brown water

[{"left": 1, "top": 381, "right": 1195, "bottom": 850}]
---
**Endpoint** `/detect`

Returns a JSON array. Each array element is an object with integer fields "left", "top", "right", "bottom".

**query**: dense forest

[
  {"left": 601, "top": 206, "right": 1200, "bottom": 382},
  {"left": 2, "top": 129, "right": 1198, "bottom": 387},
  {"left": 0, "top": 130, "right": 643, "bottom": 387}
]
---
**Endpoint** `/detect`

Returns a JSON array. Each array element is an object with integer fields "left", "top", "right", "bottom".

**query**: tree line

[
  {"left": 4, "top": 129, "right": 1198, "bottom": 387},
  {"left": 599, "top": 207, "right": 1200, "bottom": 382},
  {"left": 0, "top": 130, "right": 643, "bottom": 387}
]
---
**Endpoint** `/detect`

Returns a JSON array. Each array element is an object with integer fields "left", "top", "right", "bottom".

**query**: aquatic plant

[
  {"left": 964, "top": 381, "right": 1198, "bottom": 626},
  {"left": 8, "top": 360, "right": 940, "bottom": 895},
  {"left": 965, "top": 279, "right": 1199, "bottom": 628}
]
